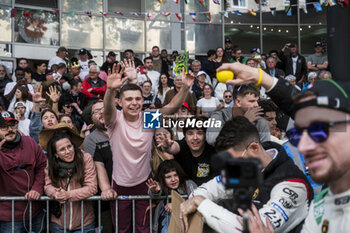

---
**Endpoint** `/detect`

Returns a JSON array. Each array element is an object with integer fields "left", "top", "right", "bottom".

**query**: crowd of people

[{"left": 0, "top": 37, "right": 348, "bottom": 233}]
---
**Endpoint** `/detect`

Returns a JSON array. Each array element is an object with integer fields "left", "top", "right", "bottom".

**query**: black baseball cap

[
  {"left": 225, "top": 38, "right": 232, "bottom": 43},
  {"left": 294, "top": 79, "right": 350, "bottom": 114},
  {"left": 0, "top": 111, "right": 18, "bottom": 126},
  {"left": 57, "top": 47, "right": 67, "bottom": 53},
  {"left": 78, "top": 48, "right": 88, "bottom": 55},
  {"left": 314, "top": 42, "right": 322, "bottom": 47},
  {"left": 107, "top": 51, "right": 116, "bottom": 57}
]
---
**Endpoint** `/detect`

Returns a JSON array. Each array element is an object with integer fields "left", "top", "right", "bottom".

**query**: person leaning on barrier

[
  {"left": 214, "top": 62, "right": 350, "bottom": 233},
  {"left": 40, "top": 123, "right": 97, "bottom": 233},
  {"left": 179, "top": 116, "right": 313, "bottom": 233},
  {"left": 0, "top": 110, "right": 47, "bottom": 233},
  {"left": 103, "top": 60, "right": 194, "bottom": 233}
]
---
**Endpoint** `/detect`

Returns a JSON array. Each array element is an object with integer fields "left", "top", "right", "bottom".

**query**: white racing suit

[
  {"left": 190, "top": 142, "right": 313, "bottom": 233},
  {"left": 193, "top": 178, "right": 309, "bottom": 233},
  {"left": 301, "top": 188, "right": 350, "bottom": 233}
]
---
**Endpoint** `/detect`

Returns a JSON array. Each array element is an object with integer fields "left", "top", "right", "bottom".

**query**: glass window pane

[
  {"left": 61, "top": 14, "right": 103, "bottom": 49},
  {"left": 225, "top": 24, "right": 259, "bottom": 54},
  {"left": 186, "top": 24, "right": 222, "bottom": 54},
  {"left": 262, "top": 10, "right": 297, "bottom": 24},
  {"left": 146, "top": 21, "right": 171, "bottom": 52},
  {"left": 15, "top": 0, "right": 57, "bottom": 8},
  {"left": 0, "top": 0, "right": 11, "bottom": 5},
  {"left": 62, "top": 0, "right": 102, "bottom": 12},
  {"left": 14, "top": 8, "right": 59, "bottom": 45},
  {"left": 106, "top": 17, "right": 145, "bottom": 52},
  {"left": 0, "top": 9, "right": 11, "bottom": 42},
  {"left": 225, "top": 12, "right": 260, "bottom": 25},
  {"left": 146, "top": 0, "right": 170, "bottom": 12},
  {"left": 109, "top": 0, "right": 141, "bottom": 14},
  {"left": 185, "top": 0, "right": 222, "bottom": 23},
  {"left": 300, "top": 25, "right": 327, "bottom": 54},
  {"left": 263, "top": 26, "right": 298, "bottom": 54},
  {"left": 0, "top": 43, "right": 12, "bottom": 57},
  {"left": 300, "top": 5, "right": 327, "bottom": 24}
]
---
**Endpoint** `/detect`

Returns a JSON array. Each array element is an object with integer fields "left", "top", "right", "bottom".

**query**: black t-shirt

[
  {"left": 93, "top": 140, "right": 113, "bottom": 211},
  {"left": 174, "top": 139, "right": 216, "bottom": 185},
  {"left": 142, "top": 94, "right": 162, "bottom": 110},
  {"left": 94, "top": 141, "right": 113, "bottom": 183}
]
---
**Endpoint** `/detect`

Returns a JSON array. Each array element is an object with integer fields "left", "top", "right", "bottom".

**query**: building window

[
  {"left": 15, "top": 0, "right": 57, "bottom": 8},
  {"left": 14, "top": 8, "right": 59, "bottom": 45},
  {"left": 231, "top": 0, "right": 247, "bottom": 8}
]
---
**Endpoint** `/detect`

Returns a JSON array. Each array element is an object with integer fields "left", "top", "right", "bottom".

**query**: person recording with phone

[
  {"left": 279, "top": 43, "right": 307, "bottom": 86},
  {"left": 179, "top": 116, "right": 313, "bottom": 233}
]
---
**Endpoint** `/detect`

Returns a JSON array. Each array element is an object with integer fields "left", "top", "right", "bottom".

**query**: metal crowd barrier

[{"left": 0, "top": 195, "right": 187, "bottom": 233}]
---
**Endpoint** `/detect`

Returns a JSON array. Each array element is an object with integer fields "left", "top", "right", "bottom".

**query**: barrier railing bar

[
  {"left": 0, "top": 194, "right": 189, "bottom": 233},
  {"left": 0, "top": 195, "right": 188, "bottom": 201},
  {"left": 81, "top": 200, "right": 84, "bottom": 233},
  {"left": 98, "top": 199, "right": 101, "bottom": 233},
  {"left": 64, "top": 203, "right": 67, "bottom": 233},
  {"left": 132, "top": 199, "right": 135, "bottom": 233},
  {"left": 149, "top": 198, "right": 152, "bottom": 233},
  {"left": 115, "top": 199, "right": 118, "bottom": 233},
  {"left": 11, "top": 199, "right": 14, "bottom": 233},
  {"left": 29, "top": 201, "right": 32, "bottom": 233},
  {"left": 46, "top": 200, "right": 50, "bottom": 233}
]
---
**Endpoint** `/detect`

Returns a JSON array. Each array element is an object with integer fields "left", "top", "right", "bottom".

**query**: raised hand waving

[{"left": 107, "top": 63, "right": 127, "bottom": 91}]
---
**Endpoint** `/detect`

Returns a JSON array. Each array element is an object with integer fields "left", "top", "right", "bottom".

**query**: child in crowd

[{"left": 146, "top": 160, "right": 197, "bottom": 233}]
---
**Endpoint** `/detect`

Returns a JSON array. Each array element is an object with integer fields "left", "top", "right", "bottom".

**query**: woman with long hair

[
  {"left": 196, "top": 83, "right": 222, "bottom": 118},
  {"left": 151, "top": 127, "right": 175, "bottom": 175},
  {"left": 42, "top": 126, "right": 97, "bottom": 233},
  {"left": 156, "top": 73, "right": 173, "bottom": 104},
  {"left": 29, "top": 85, "right": 60, "bottom": 143},
  {"left": 214, "top": 47, "right": 229, "bottom": 64},
  {"left": 8, "top": 86, "right": 33, "bottom": 117},
  {"left": 146, "top": 159, "right": 197, "bottom": 233}
]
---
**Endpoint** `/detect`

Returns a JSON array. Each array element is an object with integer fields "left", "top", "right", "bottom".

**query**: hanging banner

[
  {"left": 175, "top": 13, "right": 182, "bottom": 22},
  {"left": 189, "top": 12, "right": 197, "bottom": 22},
  {"left": 248, "top": 9, "right": 257, "bottom": 16}
]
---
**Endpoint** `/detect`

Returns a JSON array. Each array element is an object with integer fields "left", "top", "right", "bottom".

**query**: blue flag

[{"left": 313, "top": 2, "right": 322, "bottom": 12}]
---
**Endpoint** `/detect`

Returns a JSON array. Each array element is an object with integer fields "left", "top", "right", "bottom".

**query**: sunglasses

[
  {"left": 286, "top": 121, "right": 350, "bottom": 147},
  {"left": 224, "top": 95, "right": 232, "bottom": 98}
]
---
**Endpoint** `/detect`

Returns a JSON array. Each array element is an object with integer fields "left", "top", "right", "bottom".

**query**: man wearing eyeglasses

[
  {"left": 217, "top": 62, "right": 350, "bottom": 232},
  {"left": 82, "top": 65, "right": 106, "bottom": 102},
  {"left": 0, "top": 110, "right": 47, "bottom": 233}
]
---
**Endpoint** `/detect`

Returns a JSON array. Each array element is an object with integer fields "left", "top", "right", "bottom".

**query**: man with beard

[
  {"left": 83, "top": 100, "right": 108, "bottom": 157},
  {"left": 0, "top": 110, "right": 46, "bottom": 232},
  {"left": 124, "top": 49, "right": 143, "bottom": 68},
  {"left": 0, "top": 65, "right": 12, "bottom": 109},
  {"left": 214, "top": 62, "right": 350, "bottom": 233},
  {"left": 83, "top": 100, "right": 115, "bottom": 233},
  {"left": 151, "top": 46, "right": 168, "bottom": 74}
]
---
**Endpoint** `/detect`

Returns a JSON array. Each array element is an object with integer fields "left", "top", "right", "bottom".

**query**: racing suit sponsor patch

[{"left": 313, "top": 200, "right": 325, "bottom": 225}]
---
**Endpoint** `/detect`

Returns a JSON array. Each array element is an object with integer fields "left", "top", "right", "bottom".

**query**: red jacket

[
  {"left": 82, "top": 77, "right": 106, "bottom": 100},
  {"left": 0, "top": 136, "right": 47, "bottom": 221}
]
